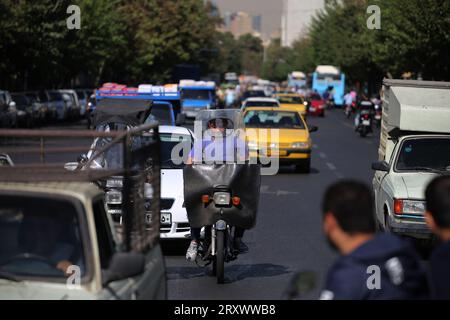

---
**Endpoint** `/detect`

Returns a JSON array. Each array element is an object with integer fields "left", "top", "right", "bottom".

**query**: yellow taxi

[
  {"left": 275, "top": 93, "right": 308, "bottom": 119},
  {"left": 243, "top": 107, "right": 318, "bottom": 173}
]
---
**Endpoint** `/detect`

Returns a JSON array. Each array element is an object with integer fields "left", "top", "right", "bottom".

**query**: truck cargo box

[{"left": 379, "top": 79, "right": 450, "bottom": 161}]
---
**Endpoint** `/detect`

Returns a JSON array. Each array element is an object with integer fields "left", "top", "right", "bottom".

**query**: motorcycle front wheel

[{"left": 216, "top": 229, "right": 225, "bottom": 284}]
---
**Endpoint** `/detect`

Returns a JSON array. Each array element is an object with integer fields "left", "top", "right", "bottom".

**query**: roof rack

[
  {"left": 96, "top": 83, "right": 180, "bottom": 101},
  {"left": 0, "top": 122, "right": 159, "bottom": 183}
]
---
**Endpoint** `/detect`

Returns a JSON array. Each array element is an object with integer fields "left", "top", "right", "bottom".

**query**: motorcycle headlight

[
  {"left": 213, "top": 192, "right": 231, "bottom": 206},
  {"left": 105, "top": 190, "right": 122, "bottom": 205},
  {"left": 303, "top": 101, "right": 308, "bottom": 106},
  {"left": 394, "top": 199, "right": 426, "bottom": 215},
  {"left": 291, "top": 142, "right": 309, "bottom": 149},
  {"left": 106, "top": 178, "right": 123, "bottom": 188}
]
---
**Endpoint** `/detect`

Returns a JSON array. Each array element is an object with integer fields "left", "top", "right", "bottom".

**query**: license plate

[
  {"left": 375, "top": 115, "right": 381, "bottom": 120},
  {"left": 309, "top": 107, "right": 316, "bottom": 112},
  {"left": 146, "top": 212, "right": 172, "bottom": 225},
  {"left": 362, "top": 120, "right": 370, "bottom": 125}
]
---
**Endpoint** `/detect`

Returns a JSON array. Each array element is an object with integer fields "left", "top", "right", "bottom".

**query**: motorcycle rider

[
  {"left": 344, "top": 91, "right": 354, "bottom": 118},
  {"left": 185, "top": 116, "right": 248, "bottom": 261},
  {"left": 320, "top": 180, "right": 429, "bottom": 300}
]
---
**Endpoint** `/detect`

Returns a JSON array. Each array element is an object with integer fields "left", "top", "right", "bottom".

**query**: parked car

[
  {"left": 47, "top": 90, "right": 69, "bottom": 121},
  {"left": 60, "top": 90, "right": 81, "bottom": 119},
  {"left": 23, "top": 91, "right": 49, "bottom": 125},
  {"left": 38, "top": 90, "right": 57, "bottom": 121},
  {"left": 0, "top": 90, "right": 17, "bottom": 128},
  {"left": 75, "top": 89, "right": 88, "bottom": 118},
  {"left": 11, "top": 93, "right": 35, "bottom": 127}
]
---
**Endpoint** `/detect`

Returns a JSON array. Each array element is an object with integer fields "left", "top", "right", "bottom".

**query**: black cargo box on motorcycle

[{"left": 183, "top": 163, "right": 260, "bottom": 229}]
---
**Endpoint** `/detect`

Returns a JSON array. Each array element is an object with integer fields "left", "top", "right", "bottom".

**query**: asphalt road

[{"left": 164, "top": 108, "right": 380, "bottom": 300}]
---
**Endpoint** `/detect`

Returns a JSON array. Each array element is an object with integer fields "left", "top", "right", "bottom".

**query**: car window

[
  {"left": 244, "top": 110, "right": 305, "bottom": 129},
  {"left": 160, "top": 133, "right": 192, "bottom": 169},
  {"left": 0, "top": 195, "right": 86, "bottom": 281},
  {"left": 244, "top": 101, "right": 278, "bottom": 108},
  {"left": 278, "top": 96, "right": 304, "bottom": 104},
  {"left": 395, "top": 138, "right": 450, "bottom": 172},
  {"left": 92, "top": 199, "right": 115, "bottom": 269},
  {"left": 181, "top": 90, "right": 211, "bottom": 100},
  {"left": 148, "top": 105, "right": 173, "bottom": 125}
]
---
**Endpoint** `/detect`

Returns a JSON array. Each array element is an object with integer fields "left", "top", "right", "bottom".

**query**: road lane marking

[
  {"left": 319, "top": 152, "right": 327, "bottom": 159},
  {"left": 326, "top": 162, "right": 337, "bottom": 171}
]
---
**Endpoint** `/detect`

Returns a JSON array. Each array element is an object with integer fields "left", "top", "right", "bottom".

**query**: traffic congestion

[{"left": 0, "top": 0, "right": 450, "bottom": 307}]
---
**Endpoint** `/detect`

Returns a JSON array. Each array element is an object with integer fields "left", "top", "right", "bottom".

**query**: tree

[{"left": 237, "top": 34, "right": 263, "bottom": 76}]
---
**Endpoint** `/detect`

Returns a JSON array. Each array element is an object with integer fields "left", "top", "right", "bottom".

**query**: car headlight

[
  {"left": 106, "top": 178, "right": 123, "bottom": 188},
  {"left": 394, "top": 199, "right": 426, "bottom": 215},
  {"left": 213, "top": 192, "right": 231, "bottom": 206},
  {"left": 303, "top": 101, "right": 308, "bottom": 106},
  {"left": 269, "top": 142, "right": 278, "bottom": 149},
  {"left": 105, "top": 190, "right": 122, "bottom": 205},
  {"left": 291, "top": 142, "right": 309, "bottom": 149}
]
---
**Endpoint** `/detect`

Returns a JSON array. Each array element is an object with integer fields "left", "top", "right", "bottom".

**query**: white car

[
  {"left": 154, "top": 125, "right": 194, "bottom": 240},
  {"left": 241, "top": 97, "right": 280, "bottom": 110}
]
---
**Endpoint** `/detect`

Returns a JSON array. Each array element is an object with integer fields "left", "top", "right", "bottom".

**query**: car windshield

[
  {"left": 0, "top": 195, "right": 86, "bottom": 280},
  {"left": 245, "top": 101, "right": 278, "bottom": 108},
  {"left": 395, "top": 138, "right": 450, "bottom": 172},
  {"left": 244, "top": 110, "right": 305, "bottom": 129},
  {"left": 147, "top": 105, "right": 173, "bottom": 125},
  {"left": 12, "top": 95, "right": 29, "bottom": 108},
  {"left": 278, "top": 96, "right": 304, "bottom": 104},
  {"left": 160, "top": 133, "right": 192, "bottom": 169},
  {"left": 181, "top": 89, "right": 211, "bottom": 101},
  {"left": 317, "top": 73, "right": 341, "bottom": 80}
]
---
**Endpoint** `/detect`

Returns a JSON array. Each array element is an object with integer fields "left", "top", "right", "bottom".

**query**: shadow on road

[{"left": 166, "top": 263, "right": 291, "bottom": 284}]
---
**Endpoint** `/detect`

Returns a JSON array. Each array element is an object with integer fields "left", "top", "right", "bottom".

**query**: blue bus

[
  {"left": 288, "top": 71, "right": 307, "bottom": 88},
  {"left": 312, "top": 66, "right": 345, "bottom": 106}
]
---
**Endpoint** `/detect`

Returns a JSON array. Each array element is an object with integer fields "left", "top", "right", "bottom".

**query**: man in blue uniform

[
  {"left": 319, "top": 180, "right": 429, "bottom": 300},
  {"left": 425, "top": 175, "right": 450, "bottom": 299}
]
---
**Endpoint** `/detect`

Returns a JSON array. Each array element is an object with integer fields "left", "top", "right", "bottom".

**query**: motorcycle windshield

[{"left": 183, "top": 163, "right": 260, "bottom": 229}]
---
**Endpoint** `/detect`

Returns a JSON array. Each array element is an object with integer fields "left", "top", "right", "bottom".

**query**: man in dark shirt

[
  {"left": 319, "top": 180, "right": 429, "bottom": 300},
  {"left": 425, "top": 175, "right": 450, "bottom": 299}
]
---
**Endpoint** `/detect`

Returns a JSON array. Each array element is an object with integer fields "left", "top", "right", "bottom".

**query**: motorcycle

[
  {"left": 183, "top": 109, "right": 261, "bottom": 284},
  {"left": 374, "top": 103, "right": 382, "bottom": 128},
  {"left": 355, "top": 101, "right": 375, "bottom": 137}
]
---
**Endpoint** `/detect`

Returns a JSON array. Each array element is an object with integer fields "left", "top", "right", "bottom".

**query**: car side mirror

[
  {"left": 176, "top": 113, "right": 186, "bottom": 126},
  {"left": 102, "top": 252, "right": 145, "bottom": 286},
  {"left": 308, "top": 126, "right": 318, "bottom": 133},
  {"left": 77, "top": 153, "right": 88, "bottom": 164},
  {"left": 283, "top": 271, "right": 317, "bottom": 300},
  {"left": 372, "top": 161, "right": 390, "bottom": 172}
]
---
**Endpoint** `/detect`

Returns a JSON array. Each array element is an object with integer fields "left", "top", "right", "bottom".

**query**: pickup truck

[{"left": 372, "top": 79, "right": 450, "bottom": 241}]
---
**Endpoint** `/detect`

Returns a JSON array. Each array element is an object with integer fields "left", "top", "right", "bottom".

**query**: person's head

[
  {"left": 207, "top": 118, "right": 231, "bottom": 137},
  {"left": 322, "top": 180, "right": 376, "bottom": 254},
  {"left": 425, "top": 176, "right": 450, "bottom": 241}
]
